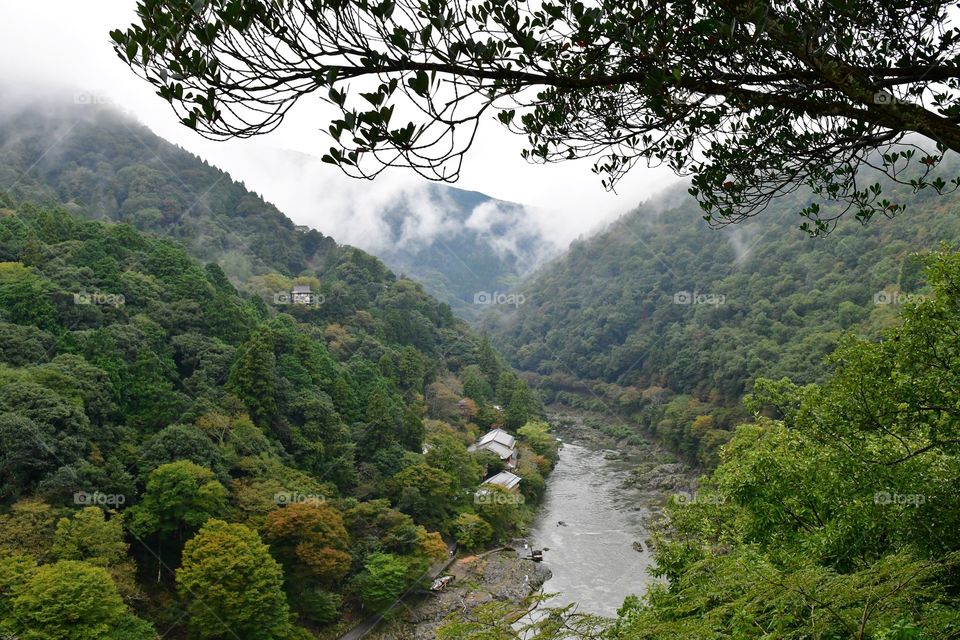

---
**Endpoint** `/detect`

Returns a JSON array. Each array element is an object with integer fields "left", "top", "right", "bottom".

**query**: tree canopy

[
  {"left": 485, "top": 177, "right": 960, "bottom": 466},
  {"left": 440, "top": 248, "right": 960, "bottom": 640},
  {"left": 114, "top": 0, "right": 960, "bottom": 231},
  {"left": 1, "top": 559, "right": 156, "bottom": 640},
  {"left": 176, "top": 519, "right": 291, "bottom": 640},
  {"left": 0, "top": 189, "right": 551, "bottom": 635}
]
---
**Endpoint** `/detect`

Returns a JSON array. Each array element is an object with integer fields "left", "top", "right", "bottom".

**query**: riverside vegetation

[
  {"left": 1, "top": 88, "right": 959, "bottom": 640},
  {"left": 90, "top": 0, "right": 960, "bottom": 636},
  {"left": 0, "top": 103, "right": 557, "bottom": 639},
  {"left": 440, "top": 248, "right": 960, "bottom": 638}
]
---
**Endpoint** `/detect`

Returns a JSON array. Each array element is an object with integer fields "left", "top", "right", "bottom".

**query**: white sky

[{"left": 0, "top": 1, "right": 681, "bottom": 250}]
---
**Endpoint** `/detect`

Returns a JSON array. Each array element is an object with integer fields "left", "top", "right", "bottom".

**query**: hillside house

[
  {"left": 292, "top": 284, "right": 314, "bottom": 304},
  {"left": 481, "top": 470, "right": 522, "bottom": 492},
  {"left": 468, "top": 428, "right": 518, "bottom": 469}
]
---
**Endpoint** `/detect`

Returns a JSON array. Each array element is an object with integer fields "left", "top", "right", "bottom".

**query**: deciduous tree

[
  {"left": 176, "top": 519, "right": 291, "bottom": 640},
  {"left": 4, "top": 560, "right": 155, "bottom": 640},
  {"left": 262, "top": 501, "right": 353, "bottom": 587},
  {"left": 352, "top": 552, "right": 415, "bottom": 611},
  {"left": 452, "top": 513, "right": 493, "bottom": 550}
]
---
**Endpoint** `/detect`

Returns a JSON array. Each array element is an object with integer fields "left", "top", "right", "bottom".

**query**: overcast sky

[{"left": 0, "top": 2, "right": 682, "bottom": 250}]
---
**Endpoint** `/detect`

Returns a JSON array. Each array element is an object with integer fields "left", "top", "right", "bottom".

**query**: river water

[{"left": 527, "top": 438, "right": 684, "bottom": 617}]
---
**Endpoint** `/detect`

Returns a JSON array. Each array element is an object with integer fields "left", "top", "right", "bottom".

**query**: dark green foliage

[
  {"left": 487, "top": 181, "right": 960, "bottom": 464},
  {"left": 0, "top": 322, "right": 53, "bottom": 365},
  {"left": 391, "top": 463, "right": 456, "bottom": 530},
  {"left": 488, "top": 185, "right": 960, "bottom": 400},
  {"left": 0, "top": 262, "right": 57, "bottom": 330},
  {"left": 601, "top": 251, "right": 960, "bottom": 639},
  {"left": 0, "top": 195, "right": 521, "bottom": 634},
  {"left": 425, "top": 432, "right": 482, "bottom": 491},
  {"left": 462, "top": 365, "right": 492, "bottom": 403},
  {"left": 0, "top": 412, "right": 63, "bottom": 501},
  {"left": 228, "top": 327, "right": 280, "bottom": 427},
  {"left": 505, "top": 383, "right": 537, "bottom": 429},
  {"left": 0, "top": 104, "right": 541, "bottom": 636},
  {"left": 137, "top": 423, "right": 224, "bottom": 476},
  {"left": 0, "top": 104, "right": 338, "bottom": 279}
]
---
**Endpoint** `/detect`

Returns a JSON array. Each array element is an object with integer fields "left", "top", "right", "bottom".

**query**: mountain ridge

[
  {"left": 0, "top": 97, "right": 569, "bottom": 321},
  {"left": 482, "top": 176, "right": 960, "bottom": 465}
]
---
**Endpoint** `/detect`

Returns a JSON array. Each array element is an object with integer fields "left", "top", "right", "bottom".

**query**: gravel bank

[{"left": 366, "top": 549, "right": 551, "bottom": 639}]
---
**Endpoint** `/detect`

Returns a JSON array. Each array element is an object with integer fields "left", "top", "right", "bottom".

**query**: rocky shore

[
  {"left": 364, "top": 548, "right": 552, "bottom": 639},
  {"left": 548, "top": 406, "right": 700, "bottom": 504}
]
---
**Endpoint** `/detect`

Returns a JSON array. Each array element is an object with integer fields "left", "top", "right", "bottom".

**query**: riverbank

[
  {"left": 361, "top": 548, "right": 551, "bottom": 639},
  {"left": 547, "top": 406, "right": 700, "bottom": 505},
  {"left": 362, "top": 407, "right": 699, "bottom": 634}
]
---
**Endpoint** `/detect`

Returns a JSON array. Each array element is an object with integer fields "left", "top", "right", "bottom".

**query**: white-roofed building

[
  {"left": 474, "top": 470, "right": 523, "bottom": 503},
  {"left": 291, "top": 284, "right": 315, "bottom": 304},
  {"left": 468, "top": 428, "right": 518, "bottom": 469},
  {"left": 482, "top": 470, "right": 522, "bottom": 492}
]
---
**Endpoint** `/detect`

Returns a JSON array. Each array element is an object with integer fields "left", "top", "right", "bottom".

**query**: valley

[
  {"left": 0, "top": 101, "right": 553, "bottom": 640},
  {"left": 3, "top": 99, "right": 960, "bottom": 639},
  {"left": 3, "top": 7, "right": 960, "bottom": 634},
  {"left": 0, "top": 103, "right": 564, "bottom": 323}
]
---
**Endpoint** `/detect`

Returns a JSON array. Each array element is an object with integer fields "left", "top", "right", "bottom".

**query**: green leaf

[{"left": 407, "top": 70, "right": 430, "bottom": 97}]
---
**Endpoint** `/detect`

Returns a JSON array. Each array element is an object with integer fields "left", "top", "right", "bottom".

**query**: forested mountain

[
  {"left": 0, "top": 102, "right": 559, "bottom": 321},
  {"left": 449, "top": 250, "right": 960, "bottom": 640},
  {"left": 601, "top": 249, "right": 960, "bottom": 638},
  {"left": 62, "top": 0, "right": 960, "bottom": 636},
  {"left": 1, "top": 93, "right": 957, "bottom": 640},
  {"left": 484, "top": 174, "right": 960, "bottom": 465},
  {"left": 0, "top": 100, "right": 337, "bottom": 281},
  {"left": 0, "top": 103, "right": 550, "bottom": 637},
  {"left": 375, "top": 184, "right": 557, "bottom": 321}
]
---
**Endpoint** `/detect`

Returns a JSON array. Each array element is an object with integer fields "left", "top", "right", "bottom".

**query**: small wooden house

[
  {"left": 468, "top": 428, "right": 518, "bottom": 469},
  {"left": 292, "top": 284, "right": 314, "bottom": 304}
]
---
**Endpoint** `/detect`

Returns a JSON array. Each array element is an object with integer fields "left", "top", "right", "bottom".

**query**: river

[
  {"left": 361, "top": 413, "right": 695, "bottom": 638},
  {"left": 526, "top": 417, "right": 695, "bottom": 617}
]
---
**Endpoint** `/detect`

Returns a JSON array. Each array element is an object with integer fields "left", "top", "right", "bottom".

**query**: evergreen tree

[{"left": 228, "top": 327, "right": 279, "bottom": 427}]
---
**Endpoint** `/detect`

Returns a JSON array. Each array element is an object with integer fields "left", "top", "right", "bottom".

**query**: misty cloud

[
  {"left": 0, "top": 1, "right": 680, "bottom": 253},
  {"left": 205, "top": 145, "right": 572, "bottom": 274}
]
